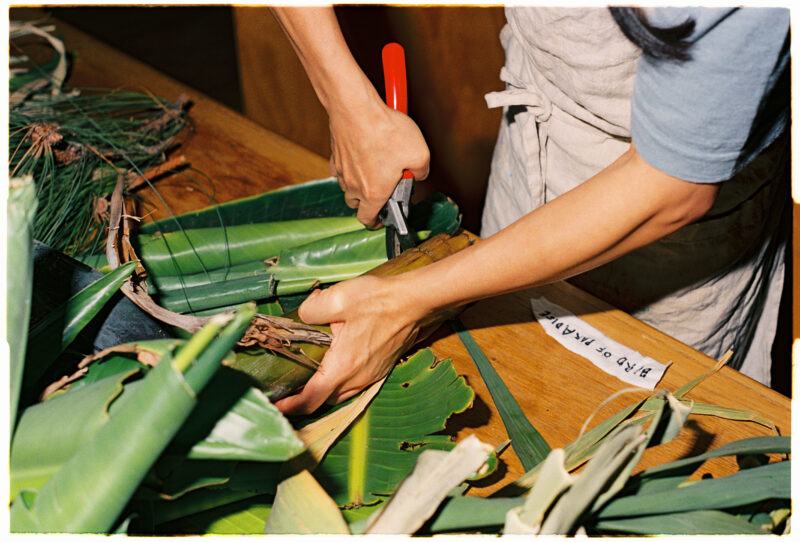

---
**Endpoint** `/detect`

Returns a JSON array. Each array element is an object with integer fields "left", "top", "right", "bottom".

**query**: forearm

[
  {"left": 396, "top": 146, "right": 718, "bottom": 315},
  {"left": 271, "top": 7, "right": 380, "bottom": 112}
]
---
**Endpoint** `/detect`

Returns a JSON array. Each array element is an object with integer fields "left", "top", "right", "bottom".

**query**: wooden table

[{"left": 40, "top": 14, "right": 790, "bottom": 497}]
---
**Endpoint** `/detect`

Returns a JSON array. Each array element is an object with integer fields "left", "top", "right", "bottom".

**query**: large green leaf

[
  {"left": 7, "top": 176, "right": 38, "bottom": 429},
  {"left": 140, "top": 178, "right": 354, "bottom": 234},
  {"left": 11, "top": 367, "right": 140, "bottom": 495},
  {"left": 452, "top": 319, "right": 550, "bottom": 471},
  {"left": 138, "top": 216, "right": 365, "bottom": 276},
  {"left": 10, "top": 306, "right": 255, "bottom": 533},
  {"left": 155, "top": 494, "right": 272, "bottom": 535},
  {"left": 140, "top": 178, "right": 460, "bottom": 235},
  {"left": 22, "top": 260, "right": 137, "bottom": 396},
  {"left": 314, "top": 348, "right": 474, "bottom": 509}
]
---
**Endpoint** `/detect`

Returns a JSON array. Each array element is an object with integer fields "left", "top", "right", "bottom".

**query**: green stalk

[
  {"left": 158, "top": 274, "right": 274, "bottom": 313},
  {"left": 149, "top": 260, "right": 267, "bottom": 292}
]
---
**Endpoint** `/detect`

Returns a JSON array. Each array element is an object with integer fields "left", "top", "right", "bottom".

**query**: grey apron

[{"left": 482, "top": 7, "right": 788, "bottom": 385}]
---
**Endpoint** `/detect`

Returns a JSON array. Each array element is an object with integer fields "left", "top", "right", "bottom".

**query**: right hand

[{"left": 328, "top": 100, "right": 429, "bottom": 227}]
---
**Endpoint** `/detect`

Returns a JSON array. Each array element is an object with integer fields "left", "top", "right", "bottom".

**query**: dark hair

[{"left": 609, "top": 7, "right": 696, "bottom": 62}]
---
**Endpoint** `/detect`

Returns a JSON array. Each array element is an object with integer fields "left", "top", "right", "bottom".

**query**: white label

[{"left": 530, "top": 297, "right": 668, "bottom": 390}]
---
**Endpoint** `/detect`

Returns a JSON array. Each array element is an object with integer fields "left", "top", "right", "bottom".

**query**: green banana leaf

[
  {"left": 314, "top": 349, "right": 474, "bottom": 509},
  {"left": 138, "top": 216, "right": 365, "bottom": 276},
  {"left": 11, "top": 367, "right": 140, "bottom": 495},
  {"left": 8, "top": 176, "right": 38, "bottom": 429},
  {"left": 141, "top": 178, "right": 354, "bottom": 234},
  {"left": 452, "top": 319, "right": 550, "bottom": 471},
  {"left": 156, "top": 494, "right": 273, "bottom": 535},
  {"left": 22, "top": 260, "right": 136, "bottom": 397},
  {"left": 157, "top": 273, "right": 274, "bottom": 313},
  {"left": 269, "top": 227, "right": 388, "bottom": 286},
  {"left": 148, "top": 260, "right": 267, "bottom": 292},
  {"left": 139, "top": 178, "right": 460, "bottom": 235},
  {"left": 11, "top": 306, "right": 255, "bottom": 533},
  {"left": 12, "top": 339, "right": 303, "bottom": 495},
  {"left": 142, "top": 189, "right": 461, "bottom": 311}
]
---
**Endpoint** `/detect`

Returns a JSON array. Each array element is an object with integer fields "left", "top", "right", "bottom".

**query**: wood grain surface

[{"left": 36, "top": 12, "right": 792, "bottom": 498}]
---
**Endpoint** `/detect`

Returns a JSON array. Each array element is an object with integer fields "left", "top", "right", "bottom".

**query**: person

[{"left": 270, "top": 6, "right": 790, "bottom": 415}]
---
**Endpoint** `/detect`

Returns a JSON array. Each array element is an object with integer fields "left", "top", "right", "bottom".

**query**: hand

[
  {"left": 328, "top": 100, "right": 429, "bottom": 227},
  {"left": 274, "top": 274, "right": 423, "bottom": 415}
]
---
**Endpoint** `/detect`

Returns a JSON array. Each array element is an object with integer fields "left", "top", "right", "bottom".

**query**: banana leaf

[
  {"left": 11, "top": 306, "right": 255, "bottom": 533},
  {"left": 139, "top": 178, "right": 460, "bottom": 235},
  {"left": 155, "top": 494, "right": 273, "bottom": 535},
  {"left": 314, "top": 349, "right": 474, "bottom": 509},
  {"left": 138, "top": 216, "right": 366, "bottom": 276},
  {"left": 269, "top": 227, "right": 388, "bottom": 286},
  {"left": 21, "top": 260, "right": 136, "bottom": 398},
  {"left": 12, "top": 339, "right": 303, "bottom": 496},
  {"left": 141, "top": 177, "right": 354, "bottom": 234},
  {"left": 157, "top": 273, "right": 274, "bottom": 313},
  {"left": 8, "top": 176, "right": 37, "bottom": 429},
  {"left": 148, "top": 260, "right": 267, "bottom": 292},
  {"left": 11, "top": 366, "right": 140, "bottom": 496},
  {"left": 364, "top": 435, "right": 493, "bottom": 534},
  {"left": 142, "top": 190, "right": 461, "bottom": 310}
]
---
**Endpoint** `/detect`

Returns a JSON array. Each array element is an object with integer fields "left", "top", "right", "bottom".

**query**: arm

[
  {"left": 271, "top": 7, "right": 429, "bottom": 226},
  {"left": 275, "top": 145, "right": 718, "bottom": 414}
]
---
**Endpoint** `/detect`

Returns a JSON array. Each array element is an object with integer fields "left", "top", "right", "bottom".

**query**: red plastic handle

[{"left": 382, "top": 42, "right": 414, "bottom": 180}]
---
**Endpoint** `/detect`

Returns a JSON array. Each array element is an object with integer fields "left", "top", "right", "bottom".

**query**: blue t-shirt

[{"left": 631, "top": 7, "right": 789, "bottom": 183}]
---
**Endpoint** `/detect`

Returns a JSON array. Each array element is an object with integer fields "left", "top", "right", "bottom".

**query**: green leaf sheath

[
  {"left": 270, "top": 227, "right": 387, "bottom": 285},
  {"left": 10, "top": 307, "right": 254, "bottom": 533},
  {"left": 157, "top": 274, "right": 274, "bottom": 313},
  {"left": 138, "top": 217, "right": 365, "bottom": 276},
  {"left": 148, "top": 260, "right": 267, "bottom": 292},
  {"left": 315, "top": 349, "right": 474, "bottom": 508},
  {"left": 452, "top": 319, "right": 550, "bottom": 471},
  {"left": 8, "top": 177, "right": 37, "bottom": 430},
  {"left": 22, "top": 261, "right": 136, "bottom": 394}
]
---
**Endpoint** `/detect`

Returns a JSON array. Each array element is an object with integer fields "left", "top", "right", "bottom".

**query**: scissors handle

[{"left": 382, "top": 43, "right": 415, "bottom": 181}]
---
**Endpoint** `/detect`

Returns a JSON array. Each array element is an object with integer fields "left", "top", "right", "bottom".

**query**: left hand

[{"left": 274, "top": 274, "right": 423, "bottom": 415}]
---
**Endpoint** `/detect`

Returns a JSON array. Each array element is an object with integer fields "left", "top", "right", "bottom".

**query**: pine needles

[{"left": 9, "top": 90, "right": 188, "bottom": 255}]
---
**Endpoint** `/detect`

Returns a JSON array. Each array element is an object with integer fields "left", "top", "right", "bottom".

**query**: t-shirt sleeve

[{"left": 631, "top": 7, "right": 789, "bottom": 183}]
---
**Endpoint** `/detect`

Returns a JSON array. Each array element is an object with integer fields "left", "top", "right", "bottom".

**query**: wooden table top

[{"left": 44, "top": 14, "right": 790, "bottom": 497}]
